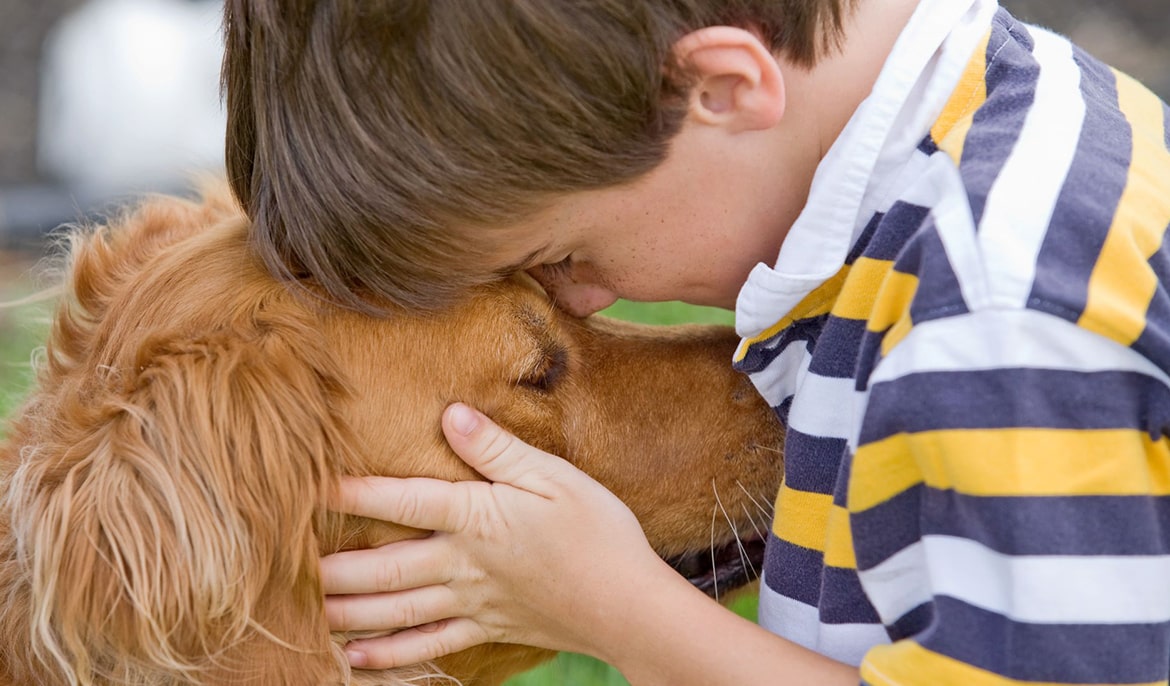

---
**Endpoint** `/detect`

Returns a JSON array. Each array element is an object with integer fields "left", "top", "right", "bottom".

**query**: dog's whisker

[
  {"left": 741, "top": 501, "right": 767, "bottom": 543},
  {"left": 713, "top": 480, "right": 755, "bottom": 582},
  {"left": 736, "top": 478, "right": 773, "bottom": 521},
  {"left": 710, "top": 500, "right": 720, "bottom": 603}
]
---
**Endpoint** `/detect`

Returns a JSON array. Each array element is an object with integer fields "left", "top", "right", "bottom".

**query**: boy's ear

[{"left": 673, "top": 26, "right": 786, "bottom": 132}]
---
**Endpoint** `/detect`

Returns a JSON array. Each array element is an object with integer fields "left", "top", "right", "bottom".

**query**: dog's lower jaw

[{"left": 665, "top": 534, "right": 768, "bottom": 599}]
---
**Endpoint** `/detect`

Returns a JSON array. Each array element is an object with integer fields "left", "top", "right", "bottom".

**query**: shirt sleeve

[{"left": 848, "top": 307, "right": 1170, "bottom": 686}]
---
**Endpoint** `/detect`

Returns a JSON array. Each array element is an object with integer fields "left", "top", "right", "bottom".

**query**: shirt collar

[{"left": 735, "top": 0, "right": 999, "bottom": 340}]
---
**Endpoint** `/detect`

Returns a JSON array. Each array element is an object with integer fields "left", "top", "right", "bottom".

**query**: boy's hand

[{"left": 319, "top": 403, "right": 667, "bottom": 669}]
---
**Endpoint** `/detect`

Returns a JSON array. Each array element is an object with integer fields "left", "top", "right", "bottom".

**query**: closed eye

[
  {"left": 536, "top": 255, "right": 573, "bottom": 280},
  {"left": 520, "top": 345, "right": 568, "bottom": 393}
]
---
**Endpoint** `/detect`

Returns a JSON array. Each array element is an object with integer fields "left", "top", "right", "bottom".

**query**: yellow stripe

[
  {"left": 863, "top": 264, "right": 918, "bottom": 357},
  {"left": 832, "top": 257, "right": 894, "bottom": 321},
  {"left": 880, "top": 312, "right": 914, "bottom": 357},
  {"left": 931, "top": 29, "right": 992, "bottom": 165},
  {"left": 850, "top": 427, "right": 1170, "bottom": 511},
  {"left": 1078, "top": 71, "right": 1170, "bottom": 345},
  {"left": 735, "top": 266, "right": 850, "bottom": 363},
  {"left": 822, "top": 503, "right": 857, "bottom": 569},
  {"left": 772, "top": 485, "right": 858, "bottom": 569},
  {"left": 863, "top": 640, "right": 1167, "bottom": 686},
  {"left": 867, "top": 270, "right": 919, "bottom": 333},
  {"left": 773, "top": 485, "right": 832, "bottom": 550},
  {"left": 848, "top": 432, "right": 925, "bottom": 513}
]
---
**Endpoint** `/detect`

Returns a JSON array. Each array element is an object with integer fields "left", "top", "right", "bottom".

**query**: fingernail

[
  {"left": 448, "top": 404, "right": 479, "bottom": 436},
  {"left": 346, "top": 648, "right": 367, "bottom": 667}
]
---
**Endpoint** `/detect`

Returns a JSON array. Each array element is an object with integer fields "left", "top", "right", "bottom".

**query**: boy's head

[{"left": 222, "top": 0, "right": 857, "bottom": 314}]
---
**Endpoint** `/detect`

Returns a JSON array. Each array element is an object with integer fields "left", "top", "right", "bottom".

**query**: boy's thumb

[{"left": 441, "top": 403, "right": 566, "bottom": 492}]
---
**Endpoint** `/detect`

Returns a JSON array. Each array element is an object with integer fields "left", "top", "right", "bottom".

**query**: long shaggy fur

[{"left": 0, "top": 183, "right": 783, "bottom": 685}]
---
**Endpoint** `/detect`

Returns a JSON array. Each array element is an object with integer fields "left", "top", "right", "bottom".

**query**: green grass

[
  {"left": 600, "top": 299, "right": 734, "bottom": 327},
  {"left": 0, "top": 272, "right": 747, "bottom": 685},
  {"left": 505, "top": 595, "right": 757, "bottom": 686},
  {"left": 0, "top": 259, "right": 51, "bottom": 425}
]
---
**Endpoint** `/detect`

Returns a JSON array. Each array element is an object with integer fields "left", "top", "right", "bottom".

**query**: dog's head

[{"left": 0, "top": 185, "right": 783, "bottom": 685}]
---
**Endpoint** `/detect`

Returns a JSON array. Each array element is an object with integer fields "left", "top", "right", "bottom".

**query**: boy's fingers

[
  {"left": 344, "top": 617, "right": 492, "bottom": 670},
  {"left": 330, "top": 475, "right": 468, "bottom": 533},
  {"left": 442, "top": 403, "right": 573, "bottom": 494},
  {"left": 324, "top": 584, "right": 460, "bottom": 632},
  {"left": 320, "top": 538, "right": 452, "bottom": 596}
]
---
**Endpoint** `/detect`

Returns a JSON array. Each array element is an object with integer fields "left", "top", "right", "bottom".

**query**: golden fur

[{"left": 0, "top": 184, "right": 783, "bottom": 685}]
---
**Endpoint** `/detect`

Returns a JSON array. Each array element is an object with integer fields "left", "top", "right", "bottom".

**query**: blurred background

[
  {"left": 0, "top": 0, "right": 1167, "bottom": 251},
  {"left": 0, "top": 1, "right": 1167, "bottom": 684}
]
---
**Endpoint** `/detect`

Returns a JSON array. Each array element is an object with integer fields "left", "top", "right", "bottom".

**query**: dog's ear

[
  {"left": 47, "top": 186, "right": 243, "bottom": 384},
  {"left": 9, "top": 317, "right": 354, "bottom": 684}
]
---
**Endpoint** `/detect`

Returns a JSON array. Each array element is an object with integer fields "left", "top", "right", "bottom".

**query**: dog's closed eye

[{"left": 520, "top": 344, "right": 568, "bottom": 393}]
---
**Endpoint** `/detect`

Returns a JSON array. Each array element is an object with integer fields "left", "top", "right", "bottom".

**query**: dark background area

[{"left": 0, "top": 0, "right": 1167, "bottom": 248}]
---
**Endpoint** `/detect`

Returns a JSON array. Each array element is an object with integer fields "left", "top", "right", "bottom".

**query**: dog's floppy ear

[
  {"left": 45, "top": 184, "right": 242, "bottom": 388},
  {"left": 8, "top": 316, "right": 354, "bottom": 684}
]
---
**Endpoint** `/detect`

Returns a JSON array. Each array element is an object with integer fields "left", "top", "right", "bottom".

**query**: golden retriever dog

[{"left": 0, "top": 184, "right": 783, "bottom": 685}]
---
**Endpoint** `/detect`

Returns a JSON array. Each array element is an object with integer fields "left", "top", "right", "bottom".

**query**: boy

[{"left": 223, "top": 0, "right": 1170, "bottom": 683}]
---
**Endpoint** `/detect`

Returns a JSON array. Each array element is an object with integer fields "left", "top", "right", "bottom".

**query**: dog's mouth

[{"left": 664, "top": 535, "right": 766, "bottom": 598}]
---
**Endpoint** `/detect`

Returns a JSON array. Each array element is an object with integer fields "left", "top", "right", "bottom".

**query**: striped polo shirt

[{"left": 734, "top": 0, "right": 1170, "bottom": 683}]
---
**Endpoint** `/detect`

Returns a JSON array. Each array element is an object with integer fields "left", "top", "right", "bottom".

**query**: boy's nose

[{"left": 527, "top": 268, "right": 619, "bottom": 318}]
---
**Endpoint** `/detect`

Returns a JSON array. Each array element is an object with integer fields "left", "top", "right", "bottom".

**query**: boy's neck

[{"left": 786, "top": 0, "right": 924, "bottom": 159}]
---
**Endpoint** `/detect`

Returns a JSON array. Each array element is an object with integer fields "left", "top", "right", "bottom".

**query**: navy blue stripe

[
  {"left": 1134, "top": 234, "right": 1170, "bottom": 375},
  {"left": 773, "top": 395, "right": 792, "bottom": 427},
  {"left": 1028, "top": 45, "right": 1128, "bottom": 324},
  {"left": 862, "top": 201, "right": 931, "bottom": 263},
  {"left": 853, "top": 329, "right": 886, "bottom": 393},
  {"left": 820, "top": 565, "right": 882, "bottom": 625},
  {"left": 887, "top": 601, "right": 933, "bottom": 642},
  {"left": 854, "top": 489, "right": 1170, "bottom": 575},
  {"left": 959, "top": 15, "right": 1038, "bottom": 229},
  {"left": 807, "top": 315, "right": 866, "bottom": 379},
  {"left": 858, "top": 368, "right": 1170, "bottom": 444},
  {"left": 1001, "top": 9, "right": 1034, "bottom": 53},
  {"left": 781, "top": 427, "right": 846, "bottom": 495},
  {"left": 920, "top": 596, "right": 1170, "bottom": 683},
  {"left": 733, "top": 316, "right": 826, "bottom": 375},
  {"left": 922, "top": 490, "right": 1170, "bottom": 557},
  {"left": 845, "top": 211, "right": 883, "bottom": 265},
  {"left": 850, "top": 484, "right": 924, "bottom": 571},
  {"left": 762, "top": 534, "right": 823, "bottom": 605},
  {"left": 1164, "top": 98, "right": 1170, "bottom": 152},
  {"left": 898, "top": 219, "right": 969, "bottom": 324},
  {"left": 830, "top": 448, "right": 852, "bottom": 508},
  {"left": 733, "top": 337, "right": 791, "bottom": 376},
  {"left": 917, "top": 134, "right": 939, "bottom": 157}
]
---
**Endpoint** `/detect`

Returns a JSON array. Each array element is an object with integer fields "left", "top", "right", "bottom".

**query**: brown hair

[{"left": 222, "top": 0, "right": 857, "bottom": 313}]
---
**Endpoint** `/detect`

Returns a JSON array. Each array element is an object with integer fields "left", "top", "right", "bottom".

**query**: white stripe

[
  {"left": 931, "top": 536, "right": 1170, "bottom": 623},
  {"left": 746, "top": 339, "right": 811, "bottom": 409},
  {"left": 860, "top": 536, "right": 1170, "bottom": 625},
  {"left": 856, "top": 541, "right": 933, "bottom": 625},
  {"left": 923, "top": 154, "right": 991, "bottom": 309},
  {"left": 863, "top": 147, "right": 935, "bottom": 219},
  {"left": 978, "top": 29, "right": 1087, "bottom": 309},
  {"left": 869, "top": 308, "right": 1170, "bottom": 387},
  {"left": 788, "top": 373, "right": 864, "bottom": 440},
  {"left": 758, "top": 578, "right": 890, "bottom": 667}
]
